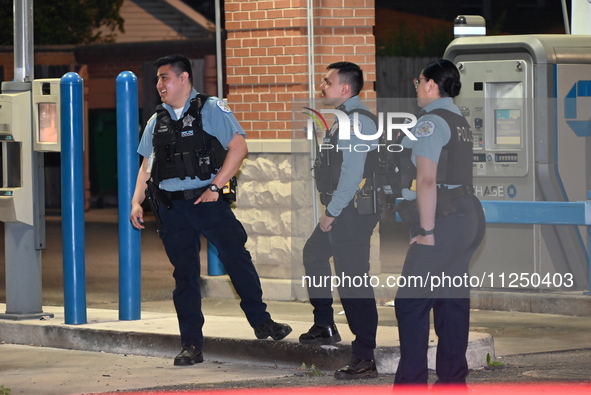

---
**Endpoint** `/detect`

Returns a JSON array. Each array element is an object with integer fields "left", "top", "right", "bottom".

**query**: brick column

[
  {"left": 221, "top": 0, "right": 378, "bottom": 282},
  {"left": 225, "top": 0, "right": 376, "bottom": 139}
]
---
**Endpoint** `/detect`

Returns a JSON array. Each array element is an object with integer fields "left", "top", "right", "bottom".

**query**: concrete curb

[
  {"left": 471, "top": 290, "right": 591, "bottom": 316},
  {"left": 0, "top": 319, "right": 493, "bottom": 374}
]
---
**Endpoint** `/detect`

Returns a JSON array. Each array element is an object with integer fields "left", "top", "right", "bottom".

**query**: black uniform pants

[
  {"left": 158, "top": 198, "right": 270, "bottom": 350},
  {"left": 394, "top": 194, "right": 485, "bottom": 385},
  {"left": 303, "top": 201, "right": 379, "bottom": 360}
]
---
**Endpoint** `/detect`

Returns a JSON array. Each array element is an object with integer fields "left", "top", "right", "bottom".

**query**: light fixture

[{"left": 454, "top": 15, "right": 486, "bottom": 38}]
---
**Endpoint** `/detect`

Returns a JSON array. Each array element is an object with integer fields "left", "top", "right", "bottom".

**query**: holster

[
  {"left": 435, "top": 186, "right": 458, "bottom": 217},
  {"left": 319, "top": 192, "right": 332, "bottom": 207},
  {"left": 313, "top": 163, "right": 333, "bottom": 194},
  {"left": 221, "top": 176, "right": 238, "bottom": 203},
  {"left": 145, "top": 180, "right": 173, "bottom": 227},
  {"left": 395, "top": 199, "right": 420, "bottom": 237},
  {"left": 355, "top": 176, "right": 379, "bottom": 215}
]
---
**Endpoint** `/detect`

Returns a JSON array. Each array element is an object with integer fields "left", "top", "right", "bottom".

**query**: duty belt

[
  {"left": 440, "top": 185, "right": 474, "bottom": 199},
  {"left": 162, "top": 186, "right": 209, "bottom": 201}
]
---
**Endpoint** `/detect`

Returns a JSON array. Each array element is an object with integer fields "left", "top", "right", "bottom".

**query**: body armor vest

[
  {"left": 152, "top": 94, "right": 227, "bottom": 183},
  {"left": 314, "top": 108, "right": 379, "bottom": 194},
  {"left": 399, "top": 108, "right": 473, "bottom": 188}
]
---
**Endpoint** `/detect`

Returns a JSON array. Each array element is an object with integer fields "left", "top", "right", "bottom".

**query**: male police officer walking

[
  {"left": 130, "top": 54, "right": 292, "bottom": 366},
  {"left": 300, "top": 62, "right": 380, "bottom": 380}
]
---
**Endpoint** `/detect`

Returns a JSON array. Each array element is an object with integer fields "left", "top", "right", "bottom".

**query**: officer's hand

[
  {"left": 410, "top": 234, "right": 434, "bottom": 246},
  {"left": 319, "top": 214, "right": 335, "bottom": 232},
  {"left": 130, "top": 204, "right": 145, "bottom": 230},
  {"left": 195, "top": 189, "right": 220, "bottom": 204}
]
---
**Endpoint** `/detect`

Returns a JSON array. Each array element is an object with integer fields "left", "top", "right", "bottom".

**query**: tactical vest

[
  {"left": 314, "top": 108, "right": 379, "bottom": 194},
  {"left": 399, "top": 108, "right": 473, "bottom": 188},
  {"left": 152, "top": 94, "right": 227, "bottom": 183}
]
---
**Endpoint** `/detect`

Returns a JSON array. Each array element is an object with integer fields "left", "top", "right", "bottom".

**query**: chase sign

[{"left": 564, "top": 80, "right": 591, "bottom": 137}]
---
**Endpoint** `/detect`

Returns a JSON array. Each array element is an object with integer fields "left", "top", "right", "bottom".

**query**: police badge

[{"left": 182, "top": 114, "right": 195, "bottom": 128}]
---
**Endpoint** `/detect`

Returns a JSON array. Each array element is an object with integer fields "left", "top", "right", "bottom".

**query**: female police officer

[{"left": 394, "top": 59, "right": 486, "bottom": 386}]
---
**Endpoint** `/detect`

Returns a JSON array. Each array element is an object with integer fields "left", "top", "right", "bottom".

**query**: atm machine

[
  {"left": 444, "top": 35, "right": 591, "bottom": 290},
  {"left": 0, "top": 78, "right": 61, "bottom": 319}
]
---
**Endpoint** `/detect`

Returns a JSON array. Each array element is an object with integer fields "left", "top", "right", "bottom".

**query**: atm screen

[
  {"left": 38, "top": 103, "right": 58, "bottom": 143},
  {"left": 495, "top": 109, "right": 521, "bottom": 145}
]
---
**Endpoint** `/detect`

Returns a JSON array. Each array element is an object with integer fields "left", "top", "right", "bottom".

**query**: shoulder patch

[
  {"left": 414, "top": 121, "right": 435, "bottom": 138},
  {"left": 147, "top": 113, "right": 157, "bottom": 123},
  {"left": 216, "top": 100, "right": 232, "bottom": 113},
  {"left": 349, "top": 119, "right": 363, "bottom": 133}
]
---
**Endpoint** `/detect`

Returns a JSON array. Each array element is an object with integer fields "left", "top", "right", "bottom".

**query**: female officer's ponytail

[{"left": 422, "top": 59, "right": 462, "bottom": 98}]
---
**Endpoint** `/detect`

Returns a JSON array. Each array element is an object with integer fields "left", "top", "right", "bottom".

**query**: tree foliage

[{"left": 0, "top": 0, "right": 124, "bottom": 45}]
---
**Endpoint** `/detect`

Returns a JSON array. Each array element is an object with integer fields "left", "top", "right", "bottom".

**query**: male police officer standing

[
  {"left": 300, "top": 62, "right": 380, "bottom": 380},
  {"left": 130, "top": 54, "right": 292, "bottom": 366}
]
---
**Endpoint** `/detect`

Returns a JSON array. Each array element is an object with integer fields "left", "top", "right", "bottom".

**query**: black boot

[
  {"left": 254, "top": 319, "right": 292, "bottom": 340},
  {"left": 173, "top": 345, "right": 203, "bottom": 366},
  {"left": 299, "top": 324, "right": 341, "bottom": 345},
  {"left": 334, "top": 358, "right": 378, "bottom": 380}
]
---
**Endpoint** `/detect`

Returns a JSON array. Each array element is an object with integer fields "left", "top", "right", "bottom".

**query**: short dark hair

[
  {"left": 422, "top": 59, "right": 461, "bottom": 98},
  {"left": 154, "top": 54, "right": 193, "bottom": 84},
  {"left": 327, "top": 61, "right": 364, "bottom": 96}
]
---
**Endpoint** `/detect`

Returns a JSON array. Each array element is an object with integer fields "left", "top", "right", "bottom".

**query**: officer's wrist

[
  {"left": 208, "top": 183, "right": 221, "bottom": 193},
  {"left": 418, "top": 227, "right": 434, "bottom": 236},
  {"left": 325, "top": 209, "right": 335, "bottom": 218}
]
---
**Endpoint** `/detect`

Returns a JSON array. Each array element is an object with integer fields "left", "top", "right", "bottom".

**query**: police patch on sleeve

[
  {"left": 349, "top": 119, "right": 363, "bottom": 134},
  {"left": 216, "top": 100, "right": 233, "bottom": 113},
  {"left": 414, "top": 121, "right": 435, "bottom": 138}
]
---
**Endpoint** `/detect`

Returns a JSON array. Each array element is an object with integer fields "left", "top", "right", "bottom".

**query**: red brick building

[{"left": 1, "top": 0, "right": 376, "bottom": 205}]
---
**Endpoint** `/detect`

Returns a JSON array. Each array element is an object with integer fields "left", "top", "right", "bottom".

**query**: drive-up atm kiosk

[
  {"left": 444, "top": 35, "right": 591, "bottom": 289},
  {"left": 0, "top": 78, "right": 61, "bottom": 320},
  {"left": 0, "top": 79, "right": 60, "bottom": 227}
]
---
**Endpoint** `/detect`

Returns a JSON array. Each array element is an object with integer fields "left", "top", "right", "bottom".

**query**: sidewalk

[
  {"left": 2, "top": 208, "right": 591, "bottom": 394},
  {"left": 3, "top": 274, "right": 591, "bottom": 376},
  {"left": 3, "top": 292, "right": 591, "bottom": 395},
  {"left": 0, "top": 298, "right": 494, "bottom": 374},
  {"left": 0, "top": 297, "right": 491, "bottom": 395}
]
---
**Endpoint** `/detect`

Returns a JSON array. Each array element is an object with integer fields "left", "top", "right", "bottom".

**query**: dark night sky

[
  {"left": 375, "top": 0, "right": 567, "bottom": 34},
  {"left": 184, "top": 0, "right": 568, "bottom": 35}
]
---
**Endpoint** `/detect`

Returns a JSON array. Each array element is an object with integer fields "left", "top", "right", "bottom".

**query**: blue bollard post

[
  {"left": 207, "top": 240, "right": 226, "bottom": 275},
  {"left": 60, "top": 72, "right": 87, "bottom": 325},
  {"left": 116, "top": 71, "right": 142, "bottom": 320}
]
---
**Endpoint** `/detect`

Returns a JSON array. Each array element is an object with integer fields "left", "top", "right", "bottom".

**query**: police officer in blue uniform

[
  {"left": 393, "top": 59, "right": 486, "bottom": 386},
  {"left": 130, "top": 54, "right": 291, "bottom": 366},
  {"left": 300, "top": 62, "right": 380, "bottom": 380}
]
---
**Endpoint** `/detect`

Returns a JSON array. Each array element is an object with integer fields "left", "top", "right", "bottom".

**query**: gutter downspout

[
  {"left": 215, "top": 0, "right": 223, "bottom": 98},
  {"left": 562, "top": 0, "right": 571, "bottom": 34},
  {"left": 307, "top": 0, "right": 319, "bottom": 225}
]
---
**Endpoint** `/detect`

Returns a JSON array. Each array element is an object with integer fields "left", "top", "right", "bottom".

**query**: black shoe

[
  {"left": 334, "top": 358, "right": 378, "bottom": 380},
  {"left": 173, "top": 345, "right": 203, "bottom": 366},
  {"left": 254, "top": 319, "right": 292, "bottom": 340},
  {"left": 299, "top": 324, "right": 341, "bottom": 345}
]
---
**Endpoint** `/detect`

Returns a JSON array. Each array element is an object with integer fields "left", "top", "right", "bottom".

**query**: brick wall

[{"left": 225, "top": 0, "right": 376, "bottom": 139}]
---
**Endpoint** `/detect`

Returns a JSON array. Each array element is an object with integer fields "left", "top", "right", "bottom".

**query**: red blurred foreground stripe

[{"left": 99, "top": 383, "right": 591, "bottom": 395}]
